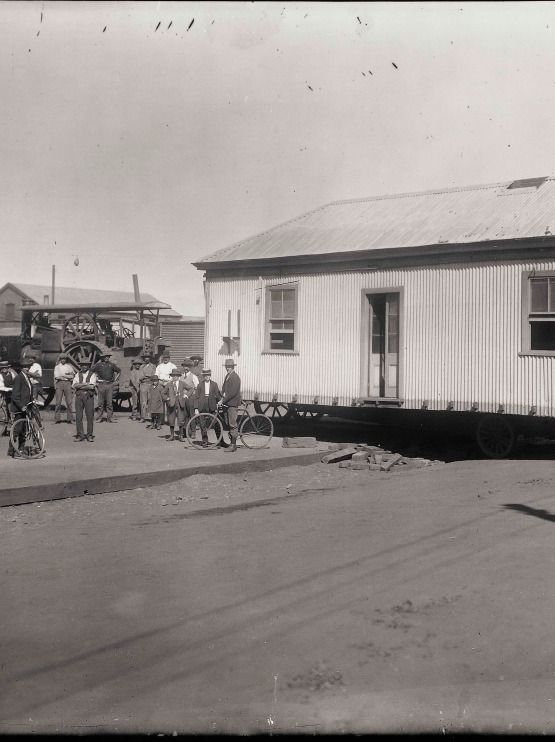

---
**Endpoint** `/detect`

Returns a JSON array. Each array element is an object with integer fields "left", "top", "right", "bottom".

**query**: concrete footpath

[{"left": 0, "top": 412, "right": 327, "bottom": 508}]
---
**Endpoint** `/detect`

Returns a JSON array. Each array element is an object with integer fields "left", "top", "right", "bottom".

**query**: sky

[{"left": 2, "top": 1, "right": 555, "bottom": 316}]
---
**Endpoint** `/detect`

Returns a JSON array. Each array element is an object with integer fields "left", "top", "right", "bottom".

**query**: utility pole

[{"left": 51, "top": 265, "right": 56, "bottom": 304}]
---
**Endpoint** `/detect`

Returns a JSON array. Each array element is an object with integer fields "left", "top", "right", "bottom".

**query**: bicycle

[
  {"left": 186, "top": 403, "right": 273, "bottom": 450},
  {"left": 9, "top": 401, "right": 46, "bottom": 459}
]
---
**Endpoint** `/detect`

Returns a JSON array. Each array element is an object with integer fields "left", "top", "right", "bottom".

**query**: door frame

[{"left": 360, "top": 286, "right": 404, "bottom": 401}]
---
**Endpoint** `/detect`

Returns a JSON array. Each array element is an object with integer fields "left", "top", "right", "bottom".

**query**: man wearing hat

[
  {"left": 155, "top": 351, "right": 177, "bottom": 426},
  {"left": 7, "top": 358, "right": 34, "bottom": 457},
  {"left": 0, "top": 360, "right": 15, "bottom": 433},
  {"left": 146, "top": 375, "right": 164, "bottom": 430},
  {"left": 193, "top": 368, "right": 222, "bottom": 448},
  {"left": 53, "top": 353, "right": 76, "bottom": 424},
  {"left": 92, "top": 351, "right": 120, "bottom": 423},
  {"left": 128, "top": 358, "right": 143, "bottom": 420},
  {"left": 138, "top": 353, "right": 156, "bottom": 422},
  {"left": 72, "top": 359, "right": 98, "bottom": 442},
  {"left": 162, "top": 368, "right": 182, "bottom": 441},
  {"left": 189, "top": 355, "right": 203, "bottom": 383},
  {"left": 219, "top": 358, "right": 242, "bottom": 452},
  {"left": 177, "top": 358, "right": 198, "bottom": 441}
]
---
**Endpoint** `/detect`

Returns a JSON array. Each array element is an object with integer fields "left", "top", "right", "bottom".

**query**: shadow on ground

[{"left": 273, "top": 415, "right": 555, "bottom": 464}]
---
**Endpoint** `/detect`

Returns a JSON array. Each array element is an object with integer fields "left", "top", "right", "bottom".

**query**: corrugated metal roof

[
  {"left": 13, "top": 283, "right": 160, "bottom": 305},
  {"left": 196, "top": 177, "right": 555, "bottom": 265},
  {"left": 10, "top": 284, "right": 182, "bottom": 318}
]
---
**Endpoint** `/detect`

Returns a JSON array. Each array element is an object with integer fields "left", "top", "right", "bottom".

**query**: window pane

[
  {"left": 550, "top": 278, "right": 555, "bottom": 313},
  {"left": 270, "top": 319, "right": 294, "bottom": 331},
  {"left": 271, "top": 291, "right": 284, "bottom": 319},
  {"left": 531, "top": 279, "right": 549, "bottom": 312},
  {"left": 282, "top": 291, "right": 295, "bottom": 317},
  {"left": 270, "top": 332, "right": 295, "bottom": 351},
  {"left": 530, "top": 320, "right": 555, "bottom": 350}
]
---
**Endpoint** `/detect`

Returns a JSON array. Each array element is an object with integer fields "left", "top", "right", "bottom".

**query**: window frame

[
  {"left": 520, "top": 270, "right": 555, "bottom": 356},
  {"left": 5, "top": 303, "right": 15, "bottom": 321},
  {"left": 263, "top": 282, "right": 299, "bottom": 355}
]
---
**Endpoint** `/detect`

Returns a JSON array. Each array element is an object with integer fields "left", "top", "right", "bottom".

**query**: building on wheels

[{"left": 193, "top": 175, "right": 555, "bottom": 458}]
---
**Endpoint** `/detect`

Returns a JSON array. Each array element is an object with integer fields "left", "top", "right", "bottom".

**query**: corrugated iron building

[
  {"left": 194, "top": 176, "right": 555, "bottom": 422},
  {"left": 159, "top": 317, "right": 205, "bottom": 364}
]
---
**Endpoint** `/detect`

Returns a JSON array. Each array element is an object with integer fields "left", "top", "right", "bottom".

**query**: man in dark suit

[
  {"left": 7, "top": 358, "right": 34, "bottom": 458},
  {"left": 219, "top": 358, "right": 242, "bottom": 452},
  {"left": 193, "top": 369, "right": 222, "bottom": 448}
]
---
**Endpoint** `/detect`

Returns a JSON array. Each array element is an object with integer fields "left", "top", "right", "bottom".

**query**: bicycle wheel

[
  {"left": 239, "top": 413, "right": 273, "bottom": 449},
  {"left": 10, "top": 418, "right": 45, "bottom": 459},
  {"left": 186, "top": 413, "right": 223, "bottom": 449}
]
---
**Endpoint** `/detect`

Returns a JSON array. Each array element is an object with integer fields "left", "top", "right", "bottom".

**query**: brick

[
  {"left": 321, "top": 447, "right": 359, "bottom": 464},
  {"left": 282, "top": 437, "right": 318, "bottom": 448},
  {"left": 352, "top": 451, "right": 370, "bottom": 463},
  {"left": 350, "top": 462, "right": 372, "bottom": 470},
  {"left": 380, "top": 453, "right": 404, "bottom": 472}
]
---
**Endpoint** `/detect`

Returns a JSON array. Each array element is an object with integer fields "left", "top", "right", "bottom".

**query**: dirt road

[{"left": 1, "top": 457, "right": 555, "bottom": 733}]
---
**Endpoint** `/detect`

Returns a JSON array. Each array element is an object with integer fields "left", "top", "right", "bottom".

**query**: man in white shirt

[
  {"left": 54, "top": 353, "right": 76, "bottom": 424},
  {"left": 155, "top": 351, "right": 177, "bottom": 425},
  {"left": 72, "top": 360, "right": 98, "bottom": 442},
  {"left": 155, "top": 352, "right": 177, "bottom": 383},
  {"left": 27, "top": 353, "right": 43, "bottom": 402}
]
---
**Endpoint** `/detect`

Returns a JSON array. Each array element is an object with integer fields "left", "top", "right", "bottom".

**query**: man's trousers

[
  {"left": 54, "top": 380, "right": 74, "bottom": 422},
  {"left": 75, "top": 392, "right": 95, "bottom": 438},
  {"left": 96, "top": 382, "right": 114, "bottom": 420}
]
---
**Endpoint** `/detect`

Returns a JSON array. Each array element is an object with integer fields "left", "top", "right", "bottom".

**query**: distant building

[
  {"left": 0, "top": 282, "right": 182, "bottom": 330},
  {"left": 159, "top": 317, "right": 205, "bottom": 364}
]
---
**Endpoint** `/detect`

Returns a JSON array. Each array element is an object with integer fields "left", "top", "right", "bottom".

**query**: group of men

[
  {"left": 129, "top": 352, "right": 242, "bottom": 450},
  {"left": 1, "top": 350, "right": 242, "bottom": 454}
]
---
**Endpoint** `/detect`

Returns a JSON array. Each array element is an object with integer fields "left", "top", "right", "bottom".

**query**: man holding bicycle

[
  {"left": 218, "top": 358, "right": 242, "bottom": 453},
  {"left": 7, "top": 358, "right": 33, "bottom": 458}
]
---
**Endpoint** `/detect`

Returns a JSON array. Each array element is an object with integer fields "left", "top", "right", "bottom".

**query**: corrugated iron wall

[
  {"left": 204, "top": 259, "right": 555, "bottom": 416},
  {"left": 160, "top": 321, "right": 205, "bottom": 363}
]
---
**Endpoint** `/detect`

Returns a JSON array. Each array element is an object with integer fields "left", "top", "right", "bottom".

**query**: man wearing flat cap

[
  {"left": 92, "top": 351, "right": 120, "bottom": 423},
  {"left": 72, "top": 359, "right": 98, "bottom": 442},
  {"left": 54, "top": 353, "right": 76, "bottom": 424},
  {"left": 219, "top": 358, "right": 242, "bottom": 452}
]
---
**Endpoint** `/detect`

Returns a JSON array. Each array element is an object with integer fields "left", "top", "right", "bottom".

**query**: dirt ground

[{"left": 1, "top": 454, "right": 555, "bottom": 734}]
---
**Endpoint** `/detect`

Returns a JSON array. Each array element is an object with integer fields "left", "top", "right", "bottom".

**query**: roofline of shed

[{"left": 193, "top": 235, "right": 555, "bottom": 275}]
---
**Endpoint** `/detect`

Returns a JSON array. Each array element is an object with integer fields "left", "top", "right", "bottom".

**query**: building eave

[{"left": 194, "top": 236, "right": 555, "bottom": 277}]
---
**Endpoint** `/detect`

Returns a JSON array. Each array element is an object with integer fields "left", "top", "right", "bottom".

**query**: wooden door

[{"left": 368, "top": 293, "right": 399, "bottom": 398}]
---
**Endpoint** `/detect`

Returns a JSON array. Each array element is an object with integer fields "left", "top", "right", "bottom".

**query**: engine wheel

[
  {"left": 476, "top": 415, "right": 516, "bottom": 459},
  {"left": 62, "top": 313, "right": 99, "bottom": 345},
  {"left": 65, "top": 341, "right": 108, "bottom": 369}
]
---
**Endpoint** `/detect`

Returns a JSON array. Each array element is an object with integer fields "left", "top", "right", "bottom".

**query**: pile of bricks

[{"left": 321, "top": 443, "right": 439, "bottom": 471}]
